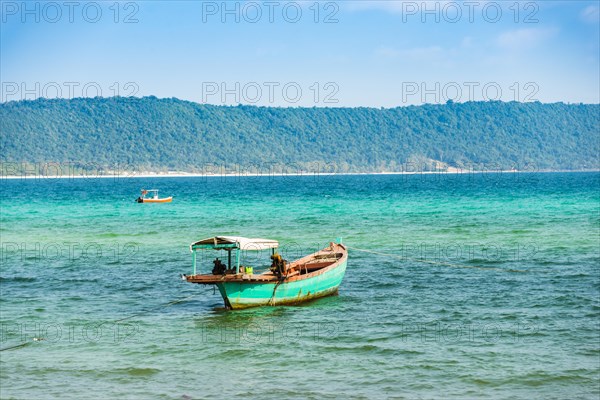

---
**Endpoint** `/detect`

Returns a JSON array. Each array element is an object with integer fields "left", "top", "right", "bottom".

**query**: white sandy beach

[{"left": 1, "top": 169, "right": 595, "bottom": 179}]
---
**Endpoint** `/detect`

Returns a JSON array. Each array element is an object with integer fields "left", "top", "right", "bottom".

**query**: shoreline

[{"left": 1, "top": 169, "right": 598, "bottom": 180}]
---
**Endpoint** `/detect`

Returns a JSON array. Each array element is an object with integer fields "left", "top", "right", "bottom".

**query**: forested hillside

[{"left": 1, "top": 97, "right": 598, "bottom": 173}]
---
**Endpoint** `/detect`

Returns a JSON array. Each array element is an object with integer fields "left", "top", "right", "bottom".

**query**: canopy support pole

[
  {"left": 236, "top": 248, "right": 240, "bottom": 273},
  {"left": 192, "top": 250, "right": 197, "bottom": 275},
  {"left": 228, "top": 250, "right": 231, "bottom": 270}
]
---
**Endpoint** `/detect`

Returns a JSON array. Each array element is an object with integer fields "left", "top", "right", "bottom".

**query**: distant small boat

[
  {"left": 136, "top": 189, "right": 172, "bottom": 203},
  {"left": 183, "top": 236, "right": 347, "bottom": 309}
]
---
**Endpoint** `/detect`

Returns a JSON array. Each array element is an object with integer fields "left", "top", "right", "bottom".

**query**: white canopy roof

[{"left": 190, "top": 236, "right": 279, "bottom": 251}]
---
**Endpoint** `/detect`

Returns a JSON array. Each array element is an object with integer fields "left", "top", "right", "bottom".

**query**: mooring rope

[
  {"left": 268, "top": 280, "right": 283, "bottom": 306},
  {"left": 113, "top": 293, "right": 200, "bottom": 322},
  {"left": 345, "top": 245, "right": 525, "bottom": 273},
  {"left": 0, "top": 342, "right": 30, "bottom": 352},
  {"left": 0, "top": 292, "right": 201, "bottom": 352}
]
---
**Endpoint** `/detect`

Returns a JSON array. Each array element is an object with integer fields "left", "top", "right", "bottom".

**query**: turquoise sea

[{"left": 1, "top": 172, "right": 599, "bottom": 399}]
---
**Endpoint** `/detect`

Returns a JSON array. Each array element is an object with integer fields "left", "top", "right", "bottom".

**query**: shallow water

[{"left": 1, "top": 172, "right": 599, "bottom": 399}]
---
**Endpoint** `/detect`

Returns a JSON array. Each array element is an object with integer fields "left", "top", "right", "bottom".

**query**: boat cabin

[
  {"left": 141, "top": 189, "right": 159, "bottom": 200},
  {"left": 189, "top": 236, "right": 279, "bottom": 276}
]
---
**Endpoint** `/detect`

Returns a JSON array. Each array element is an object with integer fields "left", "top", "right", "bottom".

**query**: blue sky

[{"left": 1, "top": 0, "right": 599, "bottom": 106}]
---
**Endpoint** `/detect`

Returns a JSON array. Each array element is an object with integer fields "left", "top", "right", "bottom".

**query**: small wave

[
  {"left": 116, "top": 367, "right": 161, "bottom": 377},
  {"left": 96, "top": 232, "right": 157, "bottom": 238},
  {"left": 513, "top": 371, "right": 595, "bottom": 386},
  {"left": 315, "top": 344, "right": 400, "bottom": 356},
  {"left": 96, "top": 233, "right": 122, "bottom": 238},
  {"left": 60, "top": 278, "right": 100, "bottom": 283},
  {"left": 63, "top": 296, "right": 85, "bottom": 301},
  {"left": 577, "top": 348, "right": 600, "bottom": 356},
  {"left": 564, "top": 273, "right": 592, "bottom": 278},
  {"left": 536, "top": 260, "right": 578, "bottom": 266},
  {"left": 365, "top": 281, "right": 400, "bottom": 289},
  {"left": 218, "top": 348, "right": 253, "bottom": 358},
  {"left": 509, "top": 229, "right": 532, "bottom": 234},
  {"left": 0, "top": 276, "right": 36, "bottom": 282}
]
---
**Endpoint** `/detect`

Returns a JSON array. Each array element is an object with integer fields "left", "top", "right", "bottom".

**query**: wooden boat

[
  {"left": 136, "top": 189, "right": 172, "bottom": 203},
  {"left": 183, "top": 236, "right": 347, "bottom": 309}
]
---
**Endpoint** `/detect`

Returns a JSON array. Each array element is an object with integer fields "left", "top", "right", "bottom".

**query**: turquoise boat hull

[{"left": 216, "top": 260, "right": 347, "bottom": 309}]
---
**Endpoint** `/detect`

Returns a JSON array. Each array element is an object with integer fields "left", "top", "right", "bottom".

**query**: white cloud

[
  {"left": 580, "top": 5, "right": 599, "bottom": 23},
  {"left": 374, "top": 46, "right": 401, "bottom": 58},
  {"left": 496, "top": 28, "right": 557, "bottom": 50},
  {"left": 461, "top": 36, "right": 473, "bottom": 48},
  {"left": 402, "top": 45, "right": 443, "bottom": 60}
]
